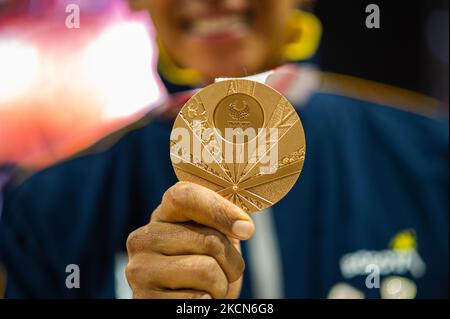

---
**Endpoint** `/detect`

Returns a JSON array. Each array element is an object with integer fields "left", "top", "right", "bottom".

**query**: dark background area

[
  {"left": 1, "top": 0, "right": 448, "bottom": 102},
  {"left": 314, "top": 0, "right": 449, "bottom": 103}
]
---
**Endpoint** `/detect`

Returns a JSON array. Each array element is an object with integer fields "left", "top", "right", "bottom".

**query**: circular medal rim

[{"left": 170, "top": 79, "right": 307, "bottom": 213}]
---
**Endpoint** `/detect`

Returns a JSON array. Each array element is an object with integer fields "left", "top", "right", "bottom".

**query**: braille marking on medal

[
  {"left": 242, "top": 195, "right": 263, "bottom": 210},
  {"left": 278, "top": 148, "right": 305, "bottom": 167}
]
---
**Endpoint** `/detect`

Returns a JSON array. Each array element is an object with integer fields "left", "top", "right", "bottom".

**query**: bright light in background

[
  {"left": 0, "top": 1, "right": 167, "bottom": 169},
  {"left": 82, "top": 21, "right": 164, "bottom": 120},
  {"left": 0, "top": 39, "right": 40, "bottom": 104}
]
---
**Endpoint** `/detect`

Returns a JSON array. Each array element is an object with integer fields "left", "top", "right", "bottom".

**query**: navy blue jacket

[{"left": 0, "top": 73, "right": 448, "bottom": 298}]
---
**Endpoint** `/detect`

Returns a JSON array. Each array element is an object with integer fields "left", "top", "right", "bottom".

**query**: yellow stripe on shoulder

[{"left": 319, "top": 72, "right": 443, "bottom": 117}]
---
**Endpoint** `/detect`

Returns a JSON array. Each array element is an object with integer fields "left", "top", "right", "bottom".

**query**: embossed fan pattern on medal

[{"left": 170, "top": 79, "right": 305, "bottom": 213}]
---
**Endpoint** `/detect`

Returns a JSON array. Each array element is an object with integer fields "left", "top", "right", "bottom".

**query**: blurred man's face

[{"left": 130, "top": 0, "right": 298, "bottom": 81}]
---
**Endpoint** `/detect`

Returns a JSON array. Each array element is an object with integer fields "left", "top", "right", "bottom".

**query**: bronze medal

[{"left": 170, "top": 79, "right": 305, "bottom": 213}]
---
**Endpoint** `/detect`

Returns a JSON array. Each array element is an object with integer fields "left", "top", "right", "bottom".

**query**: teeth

[{"left": 189, "top": 15, "right": 248, "bottom": 36}]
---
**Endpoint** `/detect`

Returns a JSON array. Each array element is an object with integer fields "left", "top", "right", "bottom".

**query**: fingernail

[
  {"left": 201, "top": 294, "right": 212, "bottom": 299},
  {"left": 232, "top": 220, "right": 254, "bottom": 239}
]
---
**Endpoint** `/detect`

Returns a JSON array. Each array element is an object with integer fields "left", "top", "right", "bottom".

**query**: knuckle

[
  {"left": 162, "top": 187, "right": 176, "bottom": 208},
  {"left": 126, "top": 224, "right": 161, "bottom": 255},
  {"left": 126, "top": 229, "right": 143, "bottom": 255},
  {"left": 143, "top": 223, "right": 161, "bottom": 246},
  {"left": 202, "top": 233, "right": 225, "bottom": 257},
  {"left": 198, "top": 256, "right": 218, "bottom": 277},
  {"left": 125, "top": 260, "right": 141, "bottom": 286},
  {"left": 197, "top": 257, "right": 228, "bottom": 298},
  {"left": 126, "top": 256, "right": 158, "bottom": 290},
  {"left": 164, "top": 182, "right": 192, "bottom": 210}
]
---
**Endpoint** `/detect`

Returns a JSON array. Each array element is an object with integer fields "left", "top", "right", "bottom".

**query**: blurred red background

[{"left": 0, "top": 0, "right": 167, "bottom": 170}]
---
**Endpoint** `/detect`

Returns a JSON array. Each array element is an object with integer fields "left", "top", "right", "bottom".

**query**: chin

[{"left": 201, "top": 59, "right": 259, "bottom": 80}]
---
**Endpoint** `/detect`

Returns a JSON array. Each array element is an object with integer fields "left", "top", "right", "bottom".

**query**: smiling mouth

[{"left": 181, "top": 12, "right": 254, "bottom": 39}]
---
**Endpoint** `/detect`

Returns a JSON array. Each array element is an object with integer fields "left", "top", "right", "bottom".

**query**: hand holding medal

[{"left": 126, "top": 76, "right": 306, "bottom": 299}]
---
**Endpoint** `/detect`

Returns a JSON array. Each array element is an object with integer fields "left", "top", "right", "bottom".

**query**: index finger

[{"left": 152, "top": 182, "right": 255, "bottom": 240}]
